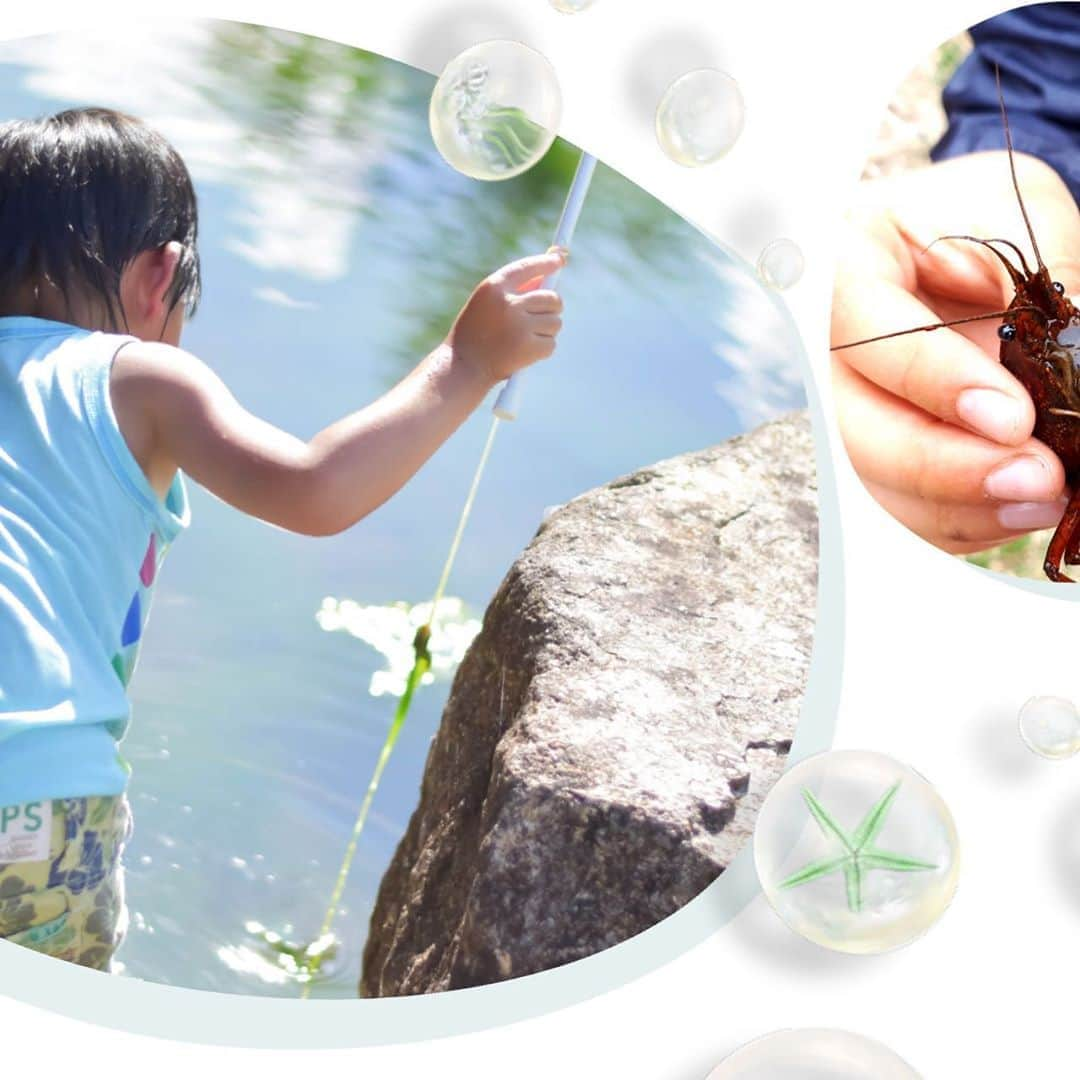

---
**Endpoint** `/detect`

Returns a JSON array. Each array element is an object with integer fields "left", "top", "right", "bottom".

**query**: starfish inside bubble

[{"left": 779, "top": 782, "right": 938, "bottom": 914}]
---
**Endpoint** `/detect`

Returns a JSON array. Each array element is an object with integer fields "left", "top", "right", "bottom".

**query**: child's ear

[
  {"left": 125, "top": 242, "right": 183, "bottom": 327},
  {"left": 118, "top": 243, "right": 185, "bottom": 338},
  {"left": 151, "top": 242, "right": 184, "bottom": 313}
]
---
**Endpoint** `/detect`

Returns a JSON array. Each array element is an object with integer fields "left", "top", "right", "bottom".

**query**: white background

[{"left": 2, "top": 0, "right": 1076, "bottom": 1076}]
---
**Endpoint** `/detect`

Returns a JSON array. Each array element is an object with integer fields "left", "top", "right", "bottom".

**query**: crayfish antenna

[
  {"left": 996, "top": 64, "right": 1047, "bottom": 273},
  {"left": 924, "top": 234, "right": 1029, "bottom": 289},
  {"left": 831, "top": 306, "right": 1042, "bottom": 351}
]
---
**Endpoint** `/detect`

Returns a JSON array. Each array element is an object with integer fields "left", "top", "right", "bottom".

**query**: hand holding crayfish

[{"left": 832, "top": 151, "right": 1080, "bottom": 567}]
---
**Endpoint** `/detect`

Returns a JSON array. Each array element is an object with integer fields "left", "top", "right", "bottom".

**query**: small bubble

[
  {"left": 139, "top": 855, "right": 152, "bottom": 867},
  {"left": 229, "top": 857, "right": 247, "bottom": 870},
  {"left": 1018, "top": 696, "right": 1080, "bottom": 759},
  {"left": 757, "top": 238, "right": 805, "bottom": 290},
  {"left": 656, "top": 69, "right": 744, "bottom": 166}
]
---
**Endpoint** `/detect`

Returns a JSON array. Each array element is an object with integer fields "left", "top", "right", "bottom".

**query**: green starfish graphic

[{"left": 778, "top": 782, "right": 938, "bottom": 914}]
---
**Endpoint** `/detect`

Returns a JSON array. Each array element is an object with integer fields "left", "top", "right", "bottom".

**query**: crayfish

[{"left": 835, "top": 71, "right": 1080, "bottom": 582}]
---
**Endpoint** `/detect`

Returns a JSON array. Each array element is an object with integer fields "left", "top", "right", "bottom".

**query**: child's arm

[{"left": 111, "top": 251, "right": 565, "bottom": 536}]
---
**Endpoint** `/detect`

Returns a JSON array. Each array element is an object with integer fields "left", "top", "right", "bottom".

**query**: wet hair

[{"left": 0, "top": 107, "right": 201, "bottom": 328}]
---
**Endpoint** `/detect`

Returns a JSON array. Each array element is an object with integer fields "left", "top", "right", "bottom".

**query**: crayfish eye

[
  {"left": 1053, "top": 281, "right": 1066, "bottom": 295},
  {"left": 998, "top": 323, "right": 1017, "bottom": 341}
]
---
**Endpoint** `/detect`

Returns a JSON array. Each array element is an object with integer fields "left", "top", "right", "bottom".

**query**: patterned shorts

[{"left": 0, "top": 796, "right": 131, "bottom": 971}]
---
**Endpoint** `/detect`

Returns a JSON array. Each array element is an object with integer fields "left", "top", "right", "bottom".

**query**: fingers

[
  {"left": 834, "top": 357, "right": 1065, "bottom": 504},
  {"left": 864, "top": 481, "right": 1067, "bottom": 554},
  {"left": 517, "top": 289, "right": 564, "bottom": 315},
  {"left": 834, "top": 356, "right": 1068, "bottom": 551},
  {"left": 494, "top": 251, "right": 566, "bottom": 290},
  {"left": 529, "top": 314, "right": 563, "bottom": 338},
  {"left": 512, "top": 290, "right": 563, "bottom": 344},
  {"left": 833, "top": 273, "right": 1035, "bottom": 446},
  {"left": 529, "top": 334, "right": 558, "bottom": 361}
]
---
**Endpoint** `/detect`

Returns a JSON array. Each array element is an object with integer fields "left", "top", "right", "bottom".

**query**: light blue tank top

[{"left": 0, "top": 317, "right": 189, "bottom": 805}]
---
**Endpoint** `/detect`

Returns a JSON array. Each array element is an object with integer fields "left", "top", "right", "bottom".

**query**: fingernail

[
  {"left": 956, "top": 388, "right": 1027, "bottom": 443},
  {"left": 997, "top": 499, "right": 1067, "bottom": 531},
  {"left": 985, "top": 455, "right": 1057, "bottom": 501}
]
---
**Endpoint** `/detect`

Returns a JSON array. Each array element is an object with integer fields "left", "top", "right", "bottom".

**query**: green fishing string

[{"left": 299, "top": 416, "right": 501, "bottom": 995}]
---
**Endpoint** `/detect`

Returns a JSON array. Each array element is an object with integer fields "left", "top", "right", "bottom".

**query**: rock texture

[{"left": 361, "top": 411, "right": 818, "bottom": 996}]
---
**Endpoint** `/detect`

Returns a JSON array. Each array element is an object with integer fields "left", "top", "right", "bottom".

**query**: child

[{"left": 0, "top": 107, "right": 565, "bottom": 971}]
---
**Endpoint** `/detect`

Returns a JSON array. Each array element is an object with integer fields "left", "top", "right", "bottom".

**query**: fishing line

[{"left": 299, "top": 151, "right": 598, "bottom": 996}]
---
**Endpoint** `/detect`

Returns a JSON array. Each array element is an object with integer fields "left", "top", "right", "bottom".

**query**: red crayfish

[{"left": 835, "top": 72, "right": 1080, "bottom": 582}]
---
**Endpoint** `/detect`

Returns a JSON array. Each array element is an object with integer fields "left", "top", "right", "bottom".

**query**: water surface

[{"left": 0, "top": 20, "right": 806, "bottom": 996}]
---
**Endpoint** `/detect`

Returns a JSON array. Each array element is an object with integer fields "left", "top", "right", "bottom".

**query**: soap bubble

[
  {"left": 753, "top": 750, "right": 959, "bottom": 954},
  {"left": 1018, "top": 695, "right": 1080, "bottom": 759},
  {"left": 430, "top": 40, "right": 562, "bottom": 181},
  {"left": 550, "top": 0, "right": 596, "bottom": 10},
  {"left": 708, "top": 1029, "right": 920, "bottom": 1079},
  {"left": 758, "top": 238, "right": 805, "bottom": 290},
  {"left": 656, "top": 69, "right": 744, "bottom": 166}
]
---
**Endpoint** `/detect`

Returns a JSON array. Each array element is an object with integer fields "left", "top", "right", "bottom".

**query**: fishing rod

[{"left": 297, "top": 150, "right": 599, "bottom": 996}]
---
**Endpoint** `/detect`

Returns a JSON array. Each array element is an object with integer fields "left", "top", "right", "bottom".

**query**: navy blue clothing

[{"left": 932, "top": 3, "right": 1080, "bottom": 203}]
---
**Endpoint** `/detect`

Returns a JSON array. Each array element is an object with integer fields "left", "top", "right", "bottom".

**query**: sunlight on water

[
  {"left": 316, "top": 596, "right": 481, "bottom": 697},
  {"left": 217, "top": 942, "right": 294, "bottom": 985},
  {"left": 217, "top": 920, "right": 342, "bottom": 986}
]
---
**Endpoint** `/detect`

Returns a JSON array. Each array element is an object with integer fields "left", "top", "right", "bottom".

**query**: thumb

[{"left": 494, "top": 251, "right": 566, "bottom": 291}]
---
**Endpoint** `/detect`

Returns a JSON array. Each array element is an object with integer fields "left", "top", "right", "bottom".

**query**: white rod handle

[{"left": 493, "top": 152, "right": 598, "bottom": 421}]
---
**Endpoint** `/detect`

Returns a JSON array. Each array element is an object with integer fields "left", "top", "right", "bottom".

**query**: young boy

[{"left": 0, "top": 107, "right": 565, "bottom": 971}]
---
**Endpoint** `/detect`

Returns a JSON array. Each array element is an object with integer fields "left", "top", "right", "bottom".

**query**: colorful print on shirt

[{"left": 110, "top": 532, "right": 159, "bottom": 689}]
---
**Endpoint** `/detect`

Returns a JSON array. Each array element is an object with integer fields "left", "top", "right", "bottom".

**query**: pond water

[{"left": 0, "top": 20, "right": 806, "bottom": 997}]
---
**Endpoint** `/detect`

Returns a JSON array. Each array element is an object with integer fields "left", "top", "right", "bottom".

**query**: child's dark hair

[{"left": 0, "top": 107, "right": 201, "bottom": 328}]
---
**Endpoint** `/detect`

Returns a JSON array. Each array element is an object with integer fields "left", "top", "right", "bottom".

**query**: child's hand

[
  {"left": 831, "top": 152, "right": 1080, "bottom": 553},
  {"left": 447, "top": 250, "right": 567, "bottom": 383}
]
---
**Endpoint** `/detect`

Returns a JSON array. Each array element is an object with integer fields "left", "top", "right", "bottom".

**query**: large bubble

[
  {"left": 550, "top": 0, "right": 597, "bottom": 10},
  {"left": 708, "top": 1029, "right": 921, "bottom": 1079},
  {"left": 753, "top": 750, "right": 959, "bottom": 954},
  {"left": 429, "top": 40, "right": 562, "bottom": 181},
  {"left": 655, "top": 68, "right": 744, "bottom": 166}
]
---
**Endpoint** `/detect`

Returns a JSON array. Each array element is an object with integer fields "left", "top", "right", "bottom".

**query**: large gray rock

[{"left": 361, "top": 411, "right": 817, "bottom": 996}]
